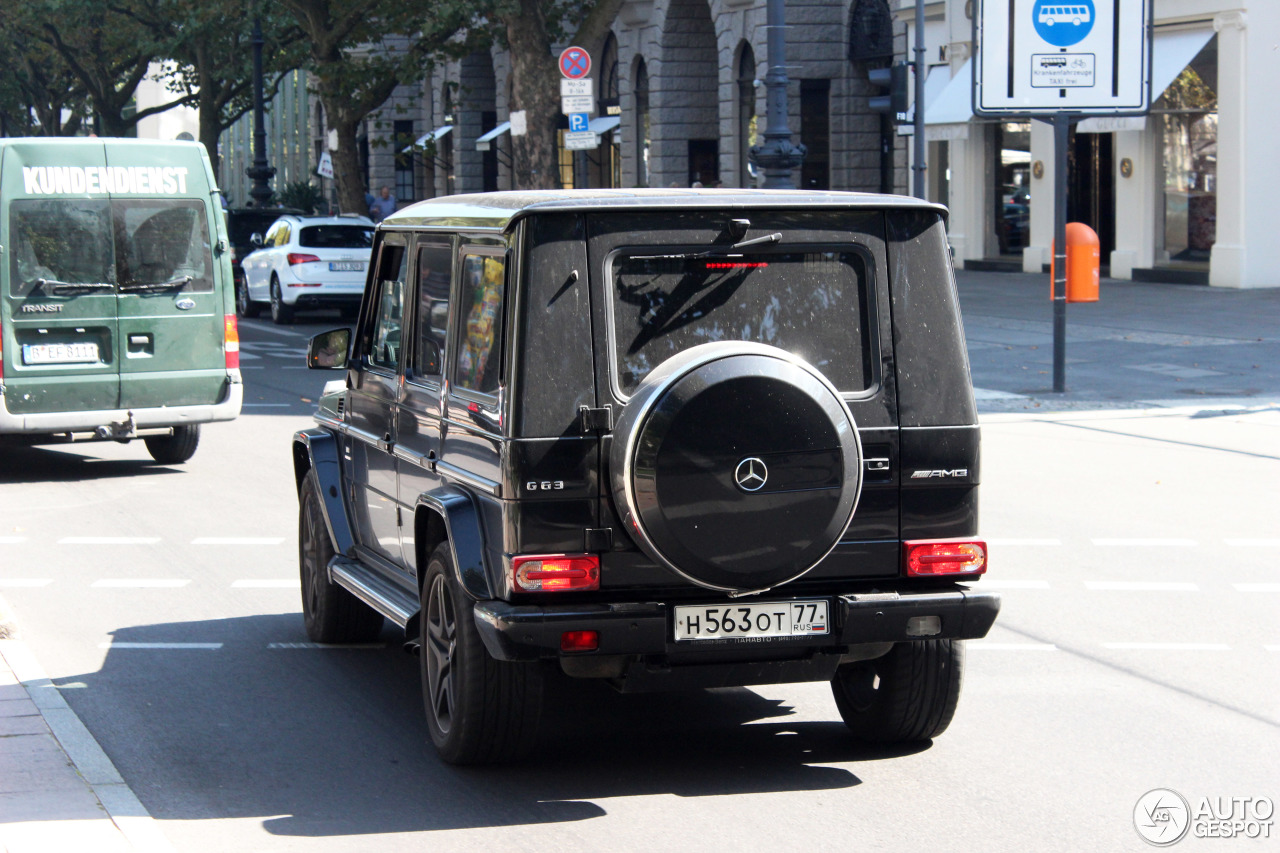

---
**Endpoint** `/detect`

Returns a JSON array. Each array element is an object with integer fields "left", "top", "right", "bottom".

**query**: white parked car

[{"left": 238, "top": 214, "right": 375, "bottom": 324}]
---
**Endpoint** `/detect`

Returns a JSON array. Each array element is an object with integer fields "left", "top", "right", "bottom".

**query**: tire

[
  {"left": 831, "top": 639, "right": 965, "bottom": 743},
  {"left": 236, "top": 280, "right": 261, "bottom": 318},
  {"left": 270, "top": 277, "right": 294, "bottom": 325},
  {"left": 420, "top": 542, "right": 542, "bottom": 765},
  {"left": 143, "top": 424, "right": 201, "bottom": 464},
  {"left": 298, "top": 469, "right": 384, "bottom": 643}
]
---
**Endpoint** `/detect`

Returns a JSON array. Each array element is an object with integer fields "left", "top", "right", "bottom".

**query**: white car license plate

[
  {"left": 22, "top": 342, "right": 100, "bottom": 365},
  {"left": 329, "top": 261, "right": 364, "bottom": 271},
  {"left": 673, "top": 600, "right": 830, "bottom": 642}
]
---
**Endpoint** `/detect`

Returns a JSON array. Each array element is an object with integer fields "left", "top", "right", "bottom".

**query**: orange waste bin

[{"left": 1050, "top": 222, "right": 1100, "bottom": 303}]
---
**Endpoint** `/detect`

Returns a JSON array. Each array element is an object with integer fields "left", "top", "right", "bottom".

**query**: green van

[{"left": 0, "top": 138, "right": 242, "bottom": 463}]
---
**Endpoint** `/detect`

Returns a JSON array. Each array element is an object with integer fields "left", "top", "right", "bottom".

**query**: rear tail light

[
  {"left": 287, "top": 253, "right": 321, "bottom": 266},
  {"left": 223, "top": 314, "right": 239, "bottom": 369},
  {"left": 904, "top": 539, "right": 987, "bottom": 577},
  {"left": 513, "top": 554, "right": 600, "bottom": 592},
  {"left": 561, "top": 630, "right": 599, "bottom": 652}
]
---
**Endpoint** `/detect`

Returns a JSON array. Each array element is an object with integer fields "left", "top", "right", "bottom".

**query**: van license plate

[
  {"left": 22, "top": 342, "right": 99, "bottom": 364},
  {"left": 329, "top": 261, "right": 364, "bottom": 271},
  {"left": 674, "top": 600, "right": 830, "bottom": 642}
]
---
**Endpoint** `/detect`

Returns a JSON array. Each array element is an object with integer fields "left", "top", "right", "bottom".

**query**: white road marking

[
  {"left": 1091, "top": 538, "right": 1197, "bottom": 547},
  {"left": 0, "top": 579, "right": 53, "bottom": 588},
  {"left": 267, "top": 642, "right": 385, "bottom": 649},
  {"left": 232, "top": 580, "right": 299, "bottom": 588},
  {"left": 985, "top": 538, "right": 1062, "bottom": 546},
  {"left": 1233, "top": 583, "right": 1280, "bottom": 592},
  {"left": 1103, "top": 642, "right": 1231, "bottom": 651},
  {"left": 241, "top": 323, "right": 307, "bottom": 339},
  {"left": 0, "top": 536, "right": 28, "bottom": 544},
  {"left": 1226, "top": 539, "right": 1280, "bottom": 547},
  {"left": 59, "top": 537, "right": 161, "bottom": 545},
  {"left": 1085, "top": 581, "right": 1199, "bottom": 591},
  {"left": 91, "top": 579, "right": 190, "bottom": 588},
  {"left": 968, "top": 642, "right": 1057, "bottom": 651},
  {"left": 193, "top": 537, "right": 286, "bottom": 546},
  {"left": 98, "top": 642, "right": 220, "bottom": 649},
  {"left": 974, "top": 580, "right": 1052, "bottom": 590}
]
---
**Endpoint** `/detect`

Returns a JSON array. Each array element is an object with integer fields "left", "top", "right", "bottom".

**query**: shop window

[{"left": 1156, "top": 36, "right": 1218, "bottom": 264}]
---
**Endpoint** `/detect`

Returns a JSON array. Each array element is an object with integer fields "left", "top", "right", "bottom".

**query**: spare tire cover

[{"left": 610, "top": 342, "right": 863, "bottom": 593}]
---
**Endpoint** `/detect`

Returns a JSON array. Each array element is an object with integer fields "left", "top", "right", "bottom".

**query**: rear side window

[
  {"left": 10, "top": 198, "right": 213, "bottom": 295},
  {"left": 299, "top": 225, "right": 373, "bottom": 249},
  {"left": 454, "top": 254, "right": 505, "bottom": 396},
  {"left": 609, "top": 249, "right": 872, "bottom": 395},
  {"left": 412, "top": 243, "right": 452, "bottom": 378}
]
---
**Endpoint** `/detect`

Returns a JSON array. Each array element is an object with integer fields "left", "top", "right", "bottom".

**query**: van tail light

[
  {"left": 904, "top": 539, "right": 987, "bottom": 577},
  {"left": 287, "top": 253, "right": 320, "bottom": 266},
  {"left": 223, "top": 314, "right": 240, "bottom": 369},
  {"left": 513, "top": 554, "right": 600, "bottom": 592}
]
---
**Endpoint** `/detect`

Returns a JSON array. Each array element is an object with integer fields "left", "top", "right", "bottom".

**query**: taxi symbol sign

[{"left": 559, "top": 46, "right": 591, "bottom": 80}]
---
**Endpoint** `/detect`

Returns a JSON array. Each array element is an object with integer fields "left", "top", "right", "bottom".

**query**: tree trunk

[
  {"left": 328, "top": 113, "right": 366, "bottom": 215},
  {"left": 198, "top": 92, "right": 224, "bottom": 178},
  {"left": 506, "top": 0, "right": 563, "bottom": 190}
]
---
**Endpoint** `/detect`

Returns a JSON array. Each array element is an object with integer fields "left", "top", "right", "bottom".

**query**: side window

[
  {"left": 412, "top": 242, "right": 452, "bottom": 378},
  {"left": 276, "top": 223, "right": 292, "bottom": 247},
  {"left": 454, "top": 253, "right": 505, "bottom": 396},
  {"left": 362, "top": 244, "right": 408, "bottom": 372}
]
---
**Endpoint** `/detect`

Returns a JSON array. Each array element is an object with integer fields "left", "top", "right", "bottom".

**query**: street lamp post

[
  {"left": 246, "top": 18, "right": 276, "bottom": 207},
  {"left": 749, "top": 0, "right": 805, "bottom": 189}
]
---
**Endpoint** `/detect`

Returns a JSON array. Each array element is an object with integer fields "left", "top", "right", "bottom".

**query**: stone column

[{"left": 1209, "top": 10, "right": 1246, "bottom": 288}]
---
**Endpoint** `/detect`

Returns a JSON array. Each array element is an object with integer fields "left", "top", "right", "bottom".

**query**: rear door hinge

[{"left": 579, "top": 405, "right": 613, "bottom": 432}]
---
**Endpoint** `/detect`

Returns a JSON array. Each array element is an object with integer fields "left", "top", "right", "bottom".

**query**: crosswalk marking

[
  {"left": 1092, "top": 538, "right": 1198, "bottom": 547},
  {"left": 1085, "top": 581, "right": 1199, "bottom": 591},
  {"left": 91, "top": 579, "right": 190, "bottom": 588},
  {"left": 59, "top": 537, "right": 161, "bottom": 545}
]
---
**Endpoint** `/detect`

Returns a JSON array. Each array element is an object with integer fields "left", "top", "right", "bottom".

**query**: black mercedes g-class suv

[{"left": 292, "top": 189, "right": 999, "bottom": 764}]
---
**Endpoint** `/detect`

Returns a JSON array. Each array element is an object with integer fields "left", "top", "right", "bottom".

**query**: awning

[
  {"left": 1150, "top": 26, "right": 1215, "bottom": 102},
  {"left": 925, "top": 59, "right": 973, "bottom": 126},
  {"left": 476, "top": 121, "right": 511, "bottom": 149},
  {"left": 901, "top": 64, "right": 954, "bottom": 126},
  {"left": 588, "top": 115, "right": 621, "bottom": 135},
  {"left": 403, "top": 125, "right": 452, "bottom": 153}
]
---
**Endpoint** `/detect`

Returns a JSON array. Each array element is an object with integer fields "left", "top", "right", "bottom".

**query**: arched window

[
  {"left": 737, "top": 44, "right": 757, "bottom": 188},
  {"left": 598, "top": 33, "right": 620, "bottom": 187}
]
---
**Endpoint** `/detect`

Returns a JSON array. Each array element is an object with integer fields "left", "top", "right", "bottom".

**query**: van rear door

[
  {"left": 105, "top": 142, "right": 227, "bottom": 409},
  {"left": 2, "top": 141, "right": 121, "bottom": 417}
]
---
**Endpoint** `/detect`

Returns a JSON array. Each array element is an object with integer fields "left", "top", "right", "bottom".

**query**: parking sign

[{"left": 974, "top": 0, "right": 1151, "bottom": 115}]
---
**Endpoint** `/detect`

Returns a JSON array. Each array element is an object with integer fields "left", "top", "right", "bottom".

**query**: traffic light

[{"left": 869, "top": 63, "right": 910, "bottom": 121}]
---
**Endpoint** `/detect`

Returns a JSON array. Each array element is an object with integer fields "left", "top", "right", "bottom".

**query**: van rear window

[
  {"left": 10, "top": 199, "right": 213, "bottom": 296},
  {"left": 299, "top": 225, "right": 373, "bottom": 249},
  {"left": 610, "top": 249, "right": 872, "bottom": 395}
]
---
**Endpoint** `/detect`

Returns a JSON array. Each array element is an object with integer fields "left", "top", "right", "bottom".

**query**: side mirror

[
  {"left": 250, "top": 232, "right": 264, "bottom": 248},
  {"left": 307, "top": 328, "right": 351, "bottom": 370}
]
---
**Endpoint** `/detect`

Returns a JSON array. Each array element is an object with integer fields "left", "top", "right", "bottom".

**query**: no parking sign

[{"left": 559, "top": 46, "right": 591, "bottom": 80}]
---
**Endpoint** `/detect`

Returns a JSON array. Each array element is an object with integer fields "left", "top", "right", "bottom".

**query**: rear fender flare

[
  {"left": 291, "top": 428, "right": 354, "bottom": 556},
  {"left": 415, "top": 488, "right": 493, "bottom": 601}
]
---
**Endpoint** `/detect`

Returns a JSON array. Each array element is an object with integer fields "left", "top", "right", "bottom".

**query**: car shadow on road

[
  {"left": 56, "top": 613, "right": 929, "bottom": 838},
  {"left": 0, "top": 443, "right": 185, "bottom": 483}
]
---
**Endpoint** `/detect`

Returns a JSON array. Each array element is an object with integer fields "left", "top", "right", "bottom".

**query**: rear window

[
  {"left": 609, "top": 249, "right": 872, "bottom": 395},
  {"left": 10, "top": 198, "right": 213, "bottom": 295},
  {"left": 299, "top": 225, "right": 373, "bottom": 249}
]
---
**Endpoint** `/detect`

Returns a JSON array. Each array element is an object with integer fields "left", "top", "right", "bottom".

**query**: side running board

[{"left": 329, "top": 557, "right": 418, "bottom": 628}]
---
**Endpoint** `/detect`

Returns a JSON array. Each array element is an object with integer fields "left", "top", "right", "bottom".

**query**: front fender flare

[
  {"left": 292, "top": 427, "right": 354, "bottom": 556},
  {"left": 416, "top": 488, "right": 492, "bottom": 600}
]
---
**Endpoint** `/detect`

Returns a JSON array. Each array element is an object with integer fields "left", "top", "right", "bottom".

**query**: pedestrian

[{"left": 369, "top": 185, "right": 397, "bottom": 222}]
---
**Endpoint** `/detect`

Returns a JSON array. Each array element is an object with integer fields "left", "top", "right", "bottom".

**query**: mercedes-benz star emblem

[{"left": 735, "top": 457, "right": 768, "bottom": 492}]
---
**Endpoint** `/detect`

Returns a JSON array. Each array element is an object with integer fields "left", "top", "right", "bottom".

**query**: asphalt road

[{"left": 1, "top": 310, "right": 1277, "bottom": 851}]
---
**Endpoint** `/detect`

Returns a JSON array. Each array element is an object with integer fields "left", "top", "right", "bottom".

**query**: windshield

[
  {"left": 299, "top": 225, "right": 374, "bottom": 249},
  {"left": 10, "top": 198, "right": 213, "bottom": 295},
  {"left": 610, "top": 249, "right": 872, "bottom": 394}
]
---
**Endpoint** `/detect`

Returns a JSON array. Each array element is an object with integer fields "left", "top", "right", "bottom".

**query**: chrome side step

[{"left": 329, "top": 557, "right": 418, "bottom": 628}]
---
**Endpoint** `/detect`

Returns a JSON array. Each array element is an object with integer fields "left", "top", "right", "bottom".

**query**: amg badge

[{"left": 910, "top": 469, "right": 969, "bottom": 479}]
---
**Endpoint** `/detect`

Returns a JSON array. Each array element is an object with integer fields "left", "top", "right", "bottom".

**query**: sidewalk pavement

[
  {"left": 0, "top": 602, "right": 171, "bottom": 853},
  {"left": 1, "top": 268, "right": 1277, "bottom": 853}
]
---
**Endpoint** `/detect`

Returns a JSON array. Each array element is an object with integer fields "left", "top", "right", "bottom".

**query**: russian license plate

[
  {"left": 329, "top": 261, "right": 364, "bottom": 271},
  {"left": 22, "top": 342, "right": 99, "bottom": 364},
  {"left": 674, "top": 600, "right": 830, "bottom": 642}
]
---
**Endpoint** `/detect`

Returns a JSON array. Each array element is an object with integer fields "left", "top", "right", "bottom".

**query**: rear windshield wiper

[
  {"left": 31, "top": 279, "right": 116, "bottom": 295},
  {"left": 118, "top": 276, "right": 192, "bottom": 293},
  {"left": 629, "top": 232, "right": 782, "bottom": 262}
]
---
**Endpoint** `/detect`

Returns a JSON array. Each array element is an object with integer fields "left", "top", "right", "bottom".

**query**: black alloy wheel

[
  {"left": 831, "top": 639, "right": 965, "bottom": 743},
  {"left": 236, "top": 281, "right": 260, "bottom": 318},
  {"left": 270, "top": 277, "right": 294, "bottom": 324},
  {"left": 297, "top": 469, "right": 383, "bottom": 643}
]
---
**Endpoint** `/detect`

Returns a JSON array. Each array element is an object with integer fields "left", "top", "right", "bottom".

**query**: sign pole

[{"left": 1052, "top": 111, "right": 1069, "bottom": 393}]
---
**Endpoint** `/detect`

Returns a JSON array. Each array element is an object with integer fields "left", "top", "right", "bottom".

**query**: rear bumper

[
  {"left": 0, "top": 375, "right": 242, "bottom": 434},
  {"left": 472, "top": 585, "right": 1001, "bottom": 663}
]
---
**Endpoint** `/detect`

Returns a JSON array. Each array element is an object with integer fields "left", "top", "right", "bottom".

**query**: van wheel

[
  {"left": 144, "top": 425, "right": 200, "bottom": 464},
  {"left": 236, "top": 281, "right": 260, "bottom": 318},
  {"left": 831, "top": 639, "right": 964, "bottom": 743},
  {"left": 421, "top": 542, "right": 542, "bottom": 764},
  {"left": 270, "top": 277, "right": 293, "bottom": 324},
  {"left": 298, "top": 469, "right": 383, "bottom": 643}
]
